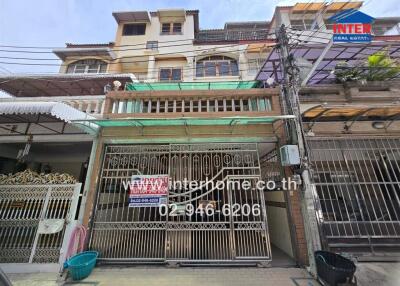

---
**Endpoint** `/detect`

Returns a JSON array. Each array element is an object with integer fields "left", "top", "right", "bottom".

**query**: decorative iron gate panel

[
  {"left": 89, "top": 143, "right": 272, "bottom": 264},
  {"left": 0, "top": 184, "right": 81, "bottom": 263},
  {"left": 307, "top": 137, "right": 400, "bottom": 254}
]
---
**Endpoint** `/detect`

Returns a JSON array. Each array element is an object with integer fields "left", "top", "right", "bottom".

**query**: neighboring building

[{"left": 257, "top": 29, "right": 400, "bottom": 261}]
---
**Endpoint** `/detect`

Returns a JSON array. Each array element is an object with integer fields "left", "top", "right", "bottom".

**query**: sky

[{"left": 0, "top": 0, "right": 400, "bottom": 75}]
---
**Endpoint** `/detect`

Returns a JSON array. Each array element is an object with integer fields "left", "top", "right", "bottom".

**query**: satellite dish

[
  {"left": 266, "top": 77, "right": 275, "bottom": 86},
  {"left": 295, "top": 57, "right": 313, "bottom": 82},
  {"left": 113, "top": 80, "right": 122, "bottom": 90}
]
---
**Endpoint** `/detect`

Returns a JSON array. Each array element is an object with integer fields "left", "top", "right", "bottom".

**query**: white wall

[{"left": 265, "top": 191, "right": 294, "bottom": 258}]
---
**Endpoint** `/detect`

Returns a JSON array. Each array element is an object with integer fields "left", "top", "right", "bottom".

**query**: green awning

[
  {"left": 126, "top": 81, "right": 259, "bottom": 91},
  {"left": 74, "top": 115, "right": 295, "bottom": 128}
]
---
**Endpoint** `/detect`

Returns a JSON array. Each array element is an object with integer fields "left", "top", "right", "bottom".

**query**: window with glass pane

[
  {"left": 160, "top": 69, "right": 171, "bottom": 81},
  {"left": 159, "top": 68, "right": 182, "bottom": 81},
  {"left": 66, "top": 59, "right": 107, "bottom": 74},
  {"left": 161, "top": 23, "right": 182, "bottom": 34},
  {"left": 161, "top": 23, "right": 171, "bottom": 34},
  {"left": 205, "top": 62, "right": 217, "bottom": 76},
  {"left": 290, "top": 19, "right": 304, "bottom": 30},
  {"left": 173, "top": 23, "right": 182, "bottom": 33},
  {"left": 219, "top": 61, "right": 230, "bottom": 76},
  {"left": 230, "top": 61, "right": 239, "bottom": 75},
  {"left": 99, "top": 64, "right": 107, "bottom": 73},
  {"left": 123, "top": 24, "right": 146, "bottom": 36},
  {"left": 196, "top": 62, "right": 204, "bottom": 77},
  {"left": 66, "top": 65, "right": 75, "bottom": 73},
  {"left": 171, "top": 69, "right": 181, "bottom": 81},
  {"left": 74, "top": 65, "right": 86, "bottom": 73},
  {"left": 196, "top": 56, "right": 238, "bottom": 77},
  {"left": 146, "top": 41, "right": 158, "bottom": 50}
]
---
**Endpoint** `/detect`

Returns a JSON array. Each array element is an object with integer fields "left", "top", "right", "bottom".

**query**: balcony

[
  {"left": 103, "top": 88, "right": 280, "bottom": 119},
  {"left": 195, "top": 29, "right": 270, "bottom": 43},
  {"left": 0, "top": 95, "right": 106, "bottom": 117},
  {"left": 299, "top": 80, "right": 400, "bottom": 104}
]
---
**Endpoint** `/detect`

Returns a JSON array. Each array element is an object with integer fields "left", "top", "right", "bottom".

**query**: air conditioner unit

[{"left": 280, "top": 145, "right": 300, "bottom": 166}]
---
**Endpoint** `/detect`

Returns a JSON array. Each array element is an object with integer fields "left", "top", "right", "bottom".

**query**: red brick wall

[{"left": 284, "top": 178, "right": 309, "bottom": 266}]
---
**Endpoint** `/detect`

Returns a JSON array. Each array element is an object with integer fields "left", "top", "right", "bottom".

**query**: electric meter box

[{"left": 280, "top": 145, "right": 300, "bottom": 166}]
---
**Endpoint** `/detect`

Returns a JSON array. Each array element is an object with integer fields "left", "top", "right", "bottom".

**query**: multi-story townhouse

[
  {"left": 1, "top": 0, "right": 399, "bottom": 274},
  {"left": 258, "top": 2, "right": 400, "bottom": 264}
]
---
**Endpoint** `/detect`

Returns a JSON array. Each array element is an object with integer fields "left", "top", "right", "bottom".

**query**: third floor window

[
  {"left": 290, "top": 19, "right": 319, "bottom": 30},
  {"left": 66, "top": 59, "right": 107, "bottom": 74},
  {"left": 123, "top": 23, "right": 146, "bottom": 36},
  {"left": 196, "top": 56, "right": 239, "bottom": 77},
  {"left": 161, "top": 23, "right": 182, "bottom": 35}
]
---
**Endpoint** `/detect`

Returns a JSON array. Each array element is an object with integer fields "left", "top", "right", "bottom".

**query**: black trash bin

[{"left": 315, "top": 251, "right": 356, "bottom": 286}]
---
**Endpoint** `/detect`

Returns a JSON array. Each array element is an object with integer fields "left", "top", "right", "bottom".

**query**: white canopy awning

[{"left": 0, "top": 101, "right": 99, "bottom": 136}]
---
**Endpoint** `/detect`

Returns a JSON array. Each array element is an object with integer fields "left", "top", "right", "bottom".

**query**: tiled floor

[
  {"left": 8, "top": 267, "right": 317, "bottom": 286},
  {"left": 7, "top": 260, "right": 400, "bottom": 286}
]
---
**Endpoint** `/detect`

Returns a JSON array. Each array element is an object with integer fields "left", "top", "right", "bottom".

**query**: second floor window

[
  {"left": 146, "top": 41, "right": 158, "bottom": 50},
  {"left": 66, "top": 59, "right": 107, "bottom": 74},
  {"left": 196, "top": 56, "right": 239, "bottom": 77},
  {"left": 161, "top": 23, "right": 182, "bottom": 35},
  {"left": 159, "top": 68, "right": 182, "bottom": 81},
  {"left": 123, "top": 23, "right": 146, "bottom": 36}
]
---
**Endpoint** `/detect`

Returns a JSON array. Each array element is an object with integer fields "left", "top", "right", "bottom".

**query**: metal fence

[
  {"left": 0, "top": 184, "right": 81, "bottom": 264},
  {"left": 195, "top": 29, "right": 270, "bottom": 42},
  {"left": 307, "top": 137, "right": 400, "bottom": 254},
  {"left": 89, "top": 143, "right": 271, "bottom": 265}
]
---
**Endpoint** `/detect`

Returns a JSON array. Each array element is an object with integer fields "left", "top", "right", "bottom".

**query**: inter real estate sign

[
  {"left": 128, "top": 175, "right": 169, "bottom": 207},
  {"left": 330, "top": 9, "right": 375, "bottom": 43}
]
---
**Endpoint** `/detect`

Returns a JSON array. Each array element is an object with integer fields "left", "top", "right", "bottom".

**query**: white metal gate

[
  {"left": 308, "top": 137, "right": 400, "bottom": 255},
  {"left": 0, "top": 184, "right": 81, "bottom": 264},
  {"left": 89, "top": 143, "right": 271, "bottom": 265}
]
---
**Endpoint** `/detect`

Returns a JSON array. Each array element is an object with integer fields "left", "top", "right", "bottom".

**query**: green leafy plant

[
  {"left": 366, "top": 51, "right": 400, "bottom": 81},
  {"left": 333, "top": 51, "right": 400, "bottom": 83}
]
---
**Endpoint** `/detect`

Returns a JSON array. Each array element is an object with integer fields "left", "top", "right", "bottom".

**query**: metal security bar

[
  {"left": 89, "top": 143, "right": 272, "bottom": 264},
  {"left": 111, "top": 96, "right": 272, "bottom": 114},
  {"left": 0, "top": 184, "right": 81, "bottom": 263},
  {"left": 307, "top": 137, "right": 400, "bottom": 254}
]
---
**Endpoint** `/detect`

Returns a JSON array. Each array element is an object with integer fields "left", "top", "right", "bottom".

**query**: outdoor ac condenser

[{"left": 280, "top": 145, "right": 300, "bottom": 166}]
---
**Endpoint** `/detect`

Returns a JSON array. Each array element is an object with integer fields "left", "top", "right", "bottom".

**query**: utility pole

[{"left": 276, "top": 24, "right": 322, "bottom": 276}]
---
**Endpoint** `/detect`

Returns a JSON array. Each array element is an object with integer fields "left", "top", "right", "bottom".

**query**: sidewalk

[
  {"left": 9, "top": 266, "right": 318, "bottom": 286},
  {"left": 355, "top": 262, "right": 400, "bottom": 286}
]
